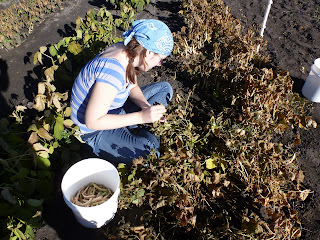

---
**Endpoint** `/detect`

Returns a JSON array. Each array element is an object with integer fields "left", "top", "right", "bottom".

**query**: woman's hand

[{"left": 141, "top": 105, "right": 166, "bottom": 123}]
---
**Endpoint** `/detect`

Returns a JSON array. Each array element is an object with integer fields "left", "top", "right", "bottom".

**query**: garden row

[
  {"left": 0, "top": 0, "right": 314, "bottom": 239},
  {"left": 0, "top": 0, "right": 67, "bottom": 50}
]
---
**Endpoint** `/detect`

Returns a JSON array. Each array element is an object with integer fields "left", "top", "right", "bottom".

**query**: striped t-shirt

[{"left": 70, "top": 54, "right": 131, "bottom": 134}]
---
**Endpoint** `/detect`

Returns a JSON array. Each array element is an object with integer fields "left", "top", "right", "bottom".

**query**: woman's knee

[{"left": 160, "top": 81, "right": 173, "bottom": 101}]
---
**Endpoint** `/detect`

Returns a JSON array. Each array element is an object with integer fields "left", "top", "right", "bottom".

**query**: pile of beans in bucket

[{"left": 71, "top": 182, "right": 113, "bottom": 207}]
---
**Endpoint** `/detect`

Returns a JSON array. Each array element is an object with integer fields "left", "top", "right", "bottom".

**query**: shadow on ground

[{"left": 0, "top": 59, "right": 11, "bottom": 118}]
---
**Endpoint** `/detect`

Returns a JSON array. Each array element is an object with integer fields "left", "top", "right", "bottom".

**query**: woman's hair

[{"left": 124, "top": 38, "right": 147, "bottom": 84}]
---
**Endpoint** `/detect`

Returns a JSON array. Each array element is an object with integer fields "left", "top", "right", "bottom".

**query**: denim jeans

[{"left": 81, "top": 82, "right": 173, "bottom": 165}]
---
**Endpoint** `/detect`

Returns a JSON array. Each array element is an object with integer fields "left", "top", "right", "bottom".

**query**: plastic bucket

[
  {"left": 302, "top": 58, "right": 320, "bottom": 102},
  {"left": 61, "top": 158, "right": 120, "bottom": 228}
]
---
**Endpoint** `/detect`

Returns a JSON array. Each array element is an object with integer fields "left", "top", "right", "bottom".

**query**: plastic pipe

[{"left": 257, "top": 0, "right": 273, "bottom": 52}]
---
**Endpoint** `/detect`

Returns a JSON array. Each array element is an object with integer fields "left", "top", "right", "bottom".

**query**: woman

[{"left": 70, "top": 19, "right": 174, "bottom": 164}]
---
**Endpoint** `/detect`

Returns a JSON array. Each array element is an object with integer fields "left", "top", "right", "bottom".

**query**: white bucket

[
  {"left": 61, "top": 158, "right": 120, "bottom": 228},
  {"left": 302, "top": 58, "right": 320, "bottom": 102}
]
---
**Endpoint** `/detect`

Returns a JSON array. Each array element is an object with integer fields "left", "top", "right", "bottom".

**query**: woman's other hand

[{"left": 141, "top": 105, "right": 166, "bottom": 123}]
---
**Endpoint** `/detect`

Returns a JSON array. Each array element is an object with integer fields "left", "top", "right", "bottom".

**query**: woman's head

[
  {"left": 123, "top": 19, "right": 174, "bottom": 56},
  {"left": 123, "top": 19, "right": 173, "bottom": 83}
]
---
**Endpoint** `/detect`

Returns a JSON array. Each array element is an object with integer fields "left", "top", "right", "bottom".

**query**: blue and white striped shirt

[{"left": 70, "top": 54, "right": 131, "bottom": 134}]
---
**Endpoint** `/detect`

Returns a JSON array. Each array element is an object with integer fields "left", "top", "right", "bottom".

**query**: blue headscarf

[{"left": 123, "top": 19, "right": 174, "bottom": 56}]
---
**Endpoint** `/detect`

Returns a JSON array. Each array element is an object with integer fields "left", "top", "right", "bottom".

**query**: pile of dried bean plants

[{"left": 71, "top": 182, "right": 113, "bottom": 207}]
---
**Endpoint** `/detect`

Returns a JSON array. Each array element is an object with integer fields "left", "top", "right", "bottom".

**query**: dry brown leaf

[
  {"left": 33, "top": 95, "right": 46, "bottom": 111},
  {"left": 28, "top": 132, "right": 39, "bottom": 145},
  {"left": 296, "top": 170, "right": 304, "bottom": 184},
  {"left": 63, "top": 119, "right": 74, "bottom": 128},
  {"left": 213, "top": 171, "right": 221, "bottom": 184},
  {"left": 38, "top": 82, "right": 46, "bottom": 94},
  {"left": 132, "top": 226, "right": 144, "bottom": 233},
  {"left": 299, "top": 189, "right": 311, "bottom": 201},
  {"left": 38, "top": 128, "right": 54, "bottom": 140},
  {"left": 32, "top": 143, "right": 50, "bottom": 152}
]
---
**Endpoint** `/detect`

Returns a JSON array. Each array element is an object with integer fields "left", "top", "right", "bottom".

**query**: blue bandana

[{"left": 123, "top": 19, "right": 174, "bottom": 56}]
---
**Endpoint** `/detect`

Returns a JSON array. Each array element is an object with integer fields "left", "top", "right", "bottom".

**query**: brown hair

[{"left": 124, "top": 38, "right": 147, "bottom": 84}]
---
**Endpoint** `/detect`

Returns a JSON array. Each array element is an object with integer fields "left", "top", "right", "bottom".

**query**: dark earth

[{"left": 1, "top": 0, "right": 320, "bottom": 239}]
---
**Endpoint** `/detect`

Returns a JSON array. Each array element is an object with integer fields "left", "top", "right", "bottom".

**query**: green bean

[{"left": 71, "top": 182, "right": 113, "bottom": 207}]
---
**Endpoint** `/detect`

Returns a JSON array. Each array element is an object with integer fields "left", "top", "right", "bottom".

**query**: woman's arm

[
  {"left": 128, "top": 84, "right": 151, "bottom": 109},
  {"left": 85, "top": 82, "right": 166, "bottom": 130}
]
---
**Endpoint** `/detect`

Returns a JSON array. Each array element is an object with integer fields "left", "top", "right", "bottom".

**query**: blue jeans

[{"left": 81, "top": 82, "right": 173, "bottom": 165}]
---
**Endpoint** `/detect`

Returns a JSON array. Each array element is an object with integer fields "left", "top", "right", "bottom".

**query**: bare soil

[{"left": 1, "top": 0, "right": 320, "bottom": 239}]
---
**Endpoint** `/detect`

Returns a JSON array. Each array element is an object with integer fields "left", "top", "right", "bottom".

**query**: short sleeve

[{"left": 94, "top": 58, "right": 126, "bottom": 91}]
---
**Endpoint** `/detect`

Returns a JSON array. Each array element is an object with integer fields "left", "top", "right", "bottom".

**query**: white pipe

[{"left": 257, "top": 0, "right": 273, "bottom": 52}]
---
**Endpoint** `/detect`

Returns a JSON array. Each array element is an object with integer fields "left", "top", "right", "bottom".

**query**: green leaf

[
  {"left": 115, "top": 19, "right": 122, "bottom": 27},
  {"left": 53, "top": 141, "right": 59, "bottom": 148},
  {"left": 1, "top": 188, "right": 17, "bottom": 205},
  {"left": 84, "top": 34, "right": 91, "bottom": 43},
  {"left": 64, "top": 107, "right": 72, "bottom": 117},
  {"left": 14, "top": 228, "right": 27, "bottom": 240},
  {"left": 137, "top": 189, "right": 145, "bottom": 197},
  {"left": 117, "top": 163, "right": 127, "bottom": 177},
  {"left": 49, "top": 146, "right": 54, "bottom": 154},
  {"left": 65, "top": 37, "right": 71, "bottom": 45},
  {"left": 37, "top": 156, "right": 51, "bottom": 168},
  {"left": 220, "top": 160, "right": 228, "bottom": 172},
  {"left": 206, "top": 158, "right": 218, "bottom": 169},
  {"left": 76, "top": 29, "right": 83, "bottom": 39},
  {"left": 113, "top": 37, "right": 123, "bottom": 43},
  {"left": 17, "top": 168, "right": 29, "bottom": 179},
  {"left": 33, "top": 52, "right": 39, "bottom": 65},
  {"left": 127, "top": 168, "right": 136, "bottom": 182},
  {"left": 57, "top": 39, "right": 65, "bottom": 49},
  {"left": 27, "top": 198, "right": 44, "bottom": 207},
  {"left": 132, "top": 199, "right": 139, "bottom": 205},
  {"left": 54, "top": 116, "right": 64, "bottom": 140},
  {"left": 25, "top": 225, "right": 35, "bottom": 239},
  {"left": 67, "top": 41, "right": 82, "bottom": 55},
  {"left": 49, "top": 45, "right": 57, "bottom": 57},
  {"left": 38, "top": 151, "right": 49, "bottom": 159}
]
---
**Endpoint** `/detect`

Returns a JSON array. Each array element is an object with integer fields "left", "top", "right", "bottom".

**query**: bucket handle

[{"left": 311, "top": 65, "right": 320, "bottom": 78}]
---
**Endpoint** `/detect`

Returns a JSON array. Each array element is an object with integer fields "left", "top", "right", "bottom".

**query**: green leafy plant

[
  {"left": 0, "top": 118, "right": 52, "bottom": 239},
  {"left": 107, "top": 0, "right": 150, "bottom": 12},
  {"left": 105, "top": 0, "right": 150, "bottom": 30},
  {"left": 26, "top": 7, "right": 128, "bottom": 167},
  {"left": 2, "top": 7, "right": 137, "bottom": 238}
]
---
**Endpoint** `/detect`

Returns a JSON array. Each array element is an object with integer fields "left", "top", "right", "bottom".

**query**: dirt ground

[{"left": 1, "top": 0, "right": 320, "bottom": 239}]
